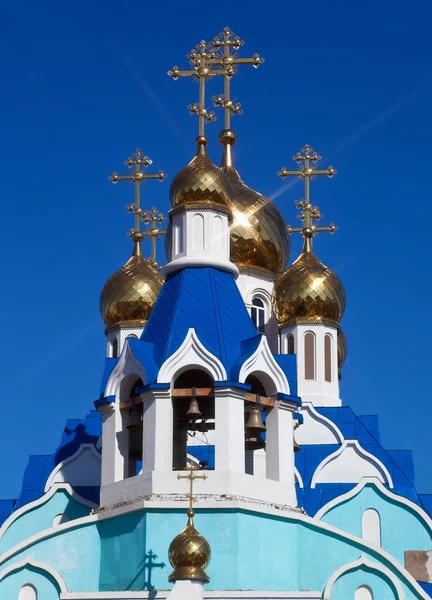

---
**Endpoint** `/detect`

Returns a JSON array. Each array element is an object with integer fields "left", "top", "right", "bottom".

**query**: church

[{"left": 0, "top": 27, "right": 431, "bottom": 600}]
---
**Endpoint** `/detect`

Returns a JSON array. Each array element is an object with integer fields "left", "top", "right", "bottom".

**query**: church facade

[{"left": 0, "top": 28, "right": 431, "bottom": 600}]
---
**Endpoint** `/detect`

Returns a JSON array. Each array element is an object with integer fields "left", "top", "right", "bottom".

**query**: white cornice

[
  {"left": 310, "top": 440, "right": 394, "bottom": 489},
  {"left": 238, "top": 336, "right": 290, "bottom": 395},
  {"left": 0, "top": 556, "right": 68, "bottom": 593},
  {"left": 322, "top": 554, "right": 405, "bottom": 600},
  {"left": 44, "top": 444, "right": 101, "bottom": 492},
  {"left": 157, "top": 328, "right": 227, "bottom": 383},
  {"left": 315, "top": 476, "right": 432, "bottom": 530},
  {"left": 0, "top": 483, "right": 96, "bottom": 541},
  {"left": 105, "top": 340, "right": 148, "bottom": 399},
  {"left": 297, "top": 402, "right": 344, "bottom": 445},
  {"left": 60, "top": 593, "right": 322, "bottom": 599}
]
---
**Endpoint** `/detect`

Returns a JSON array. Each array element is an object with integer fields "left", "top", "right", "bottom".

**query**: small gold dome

[
  {"left": 274, "top": 250, "right": 346, "bottom": 325},
  {"left": 338, "top": 326, "right": 348, "bottom": 372},
  {"left": 170, "top": 137, "right": 231, "bottom": 208},
  {"left": 100, "top": 248, "right": 163, "bottom": 327},
  {"left": 220, "top": 131, "right": 290, "bottom": 275},
  {"left": 168, "top": 509, "right": 211, "bottom": 583}
]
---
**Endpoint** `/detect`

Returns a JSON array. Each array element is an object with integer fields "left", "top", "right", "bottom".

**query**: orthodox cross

[
  {"left": 140, "top": 207, "right": 166, "bottom": 265},
  {"left": 168, "top": 40, "right": 224, "bottom": 137},
  {"left": 177, "top": 465, "right": 208, "bottom": 513},
  {"left": 277, "top": 145, "right": 337, "bottom": 252},
  {"left": 210, "top": 26, "right": 264, "bottom": 130},
  {"left": 109, "top": 150, "right": 166, "bottom": 253}
]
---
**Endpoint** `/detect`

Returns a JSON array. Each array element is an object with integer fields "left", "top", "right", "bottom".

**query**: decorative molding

[
  {"left": 310, "top": 440, "right": 394, "bottom": 489},
  {"left": 322, "top": 554, "right": 404, "bottom": 600},
  {"left": 105, "top": 340, "right": 148, "bottom": 399},
  {"left": 315, "top": 477, "right": 432, "bottom": 529},
  {"left": 0, "top": 556, "right": 68, "bottom": 593},
  {"left": 244, "top": 286, "right": 273, "bottom": 307},
  {"left": 60, "top": 592, "right": 322, "bottom": 599},
  {"left": 44, "top": 444, "right": 101, "bottom": 492},
  {"left": 295, "top": 467, "right": 304, "bottom": 489},
  {"left": 157, "top": 328, "right": 227, "bottom": 383},
  {"left": 0, "top": 483, "right": 96, "bottom": 541},
  {"left": 296, "top": 402, "right": 344, "bottom": 446},
  {"left": 238, "top": 336, "right": 290, "bottom": 395}
]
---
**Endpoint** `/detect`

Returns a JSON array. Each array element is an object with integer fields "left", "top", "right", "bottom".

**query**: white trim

[
  {"left": 245, "top": 287, "right": 273, "bottom": 307},
  {"left": 105, "top": 340, "right": 148, "bottom": 399},
  {"left": 297, "top": 402, "right": 344, "bottom": 445},
  {"left": 0, "top": 498, "right": 427, "bottom": 600},
  {"left": 44, "top": 444, "right": 101, "bottom": 492},
  {"left": 315, "top": 477, "right": 432, "bottom": 528},
  {"left": 295, "top": 467, "right": 304, "bottom": 489},
  {"left": 61, "top": 593, "right": 322, "bottom": 599},
  {"left": 164, "top": 256, "right": 239, "bottom": 278},
  {"left": 310, "top": 441, "right": 394, "bottom": 489},
  {"left": 0, "top": 556, "right": 68, "bottom": 593},
  {"left": 322, "top": 554, "right": 404, "bottom": 600},
  {"left": 0, "top": 483, "right": 96, "bottom": 540},
  {"left": 238, "top": 336, "right": 290, "bottom": 395},
  {"left": 157, "top": 328, "right": 227, "bottom": 383}
]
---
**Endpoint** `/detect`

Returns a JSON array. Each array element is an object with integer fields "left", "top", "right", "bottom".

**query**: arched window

[
  {"left": 362, "top": 508, "right": 381, "bottom": 547},
  {"left": 324, "top": 334, "right": 332, "bottom": 382},
  {"left": 111, "top": 338, "right": 118, "bottom": 358},
  {"left": 251, "top": 298, "right": 265, "bottom": 334},
  {"left": 355, "top": 585, "right": 374, "bottom": 600},
  {"left": 304, "top": 332, "right": 315, "bottom": 380},
  {"left": 19, "top": 585, "right": 37, "bottom": 600},
  {"left": 287, "top": 334, "right": 295, "bottom": 355}
]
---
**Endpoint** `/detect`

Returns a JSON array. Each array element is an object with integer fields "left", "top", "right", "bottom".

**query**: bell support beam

[{"left": 120, "top": 389, "right": 275, "bottom": 410}]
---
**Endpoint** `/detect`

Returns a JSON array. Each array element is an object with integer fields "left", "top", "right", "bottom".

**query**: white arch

[
  {"left": 105, "top": 340, "right": 148, "bottom": 399},
  {"left": 310, "top": 440, "right": 394, "bottom": 489},
  {"left": 356, "top": 584, "right": 374, "bottom": 600},
  {"left": 0, "top": 483, "right": 96, "bottom": 541},
  {"left": 0, "top": 557, "right": 67, "bottom": 593},
  {"left": 19, "top": 584, "right": 37, "bottom": 600},
  {"left": 157, "top": 328, "right": 227, "bottom": 383},
  {"left": 362, "top": 508, "right": 382, "bottom": 547},
  {"left": 315, "top": 477, "right": 432, "bottom": 529},
  {"left": 245, "top": 286, "right": 273, "bottom": 307},
  {"left": 238, "top": 336, "right": 290, "bottom": 395},
  {"left": 322, "top": 554, "right": 403, "bottom": 600},
  {"left": 44, "top": 444, "right": 101, "bottom": 492},
  {"left": 296, "top": 402, "right": 344, "bottom": 446}
]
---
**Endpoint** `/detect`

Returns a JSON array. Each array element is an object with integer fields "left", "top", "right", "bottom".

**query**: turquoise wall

[
  {"left": 0, "top": 565, "right": 60, "bottom": 599},
  {"left": 320, "top": 485, "right": 432, "bottom": 563},
  {"left": 0, "top": 506, "right": 427, "bottom": 599},
  {"left": 0, "top": 489, "right": 91, "bottom": 554}
]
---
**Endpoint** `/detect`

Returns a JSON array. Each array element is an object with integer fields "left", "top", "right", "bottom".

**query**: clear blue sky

[{"left": 0, "top": 0, "right": 430, "bottom": 498}]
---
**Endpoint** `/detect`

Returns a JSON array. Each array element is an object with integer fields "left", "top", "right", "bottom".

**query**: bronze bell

[
  {"left": 294, "top": 433, "right": 301, "bottom": 453},
  {"left": 127, "top": 408, "right": 141, "bottom": 432},
  {"left": 245, "top": 435, "right": 265, "bottom": 451},
  {"left": 245, "top": 406, "right": 266, "bottom": 435},
  {"left": 186, "top": 389, "right": 202, "bottom": 420}
]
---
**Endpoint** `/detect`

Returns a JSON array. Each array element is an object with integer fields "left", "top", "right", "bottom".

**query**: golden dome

[
  {"left": 274, "top": 250, "right": 345, "bottom": 325},
  {"left": 338, "top": 326, "right": 348, "bottom": 372},
  {"left": 220, "top": 131, "right": 290, "bottom": 275},
  {"left": 168, "top": 509, "right": 211, "bottom": 583},
  {"left": 170, "top": 137, "right": 231, "bottom": 209},
  {"left": 100, "top": 244, "right": 163, "bottom": 327}
]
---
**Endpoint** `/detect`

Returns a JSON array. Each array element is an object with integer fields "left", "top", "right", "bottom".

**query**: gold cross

[
  {"left": 277, "top": 145, "right": 337, "bottom": 252},
  {"left": 210, "top": 26, "right": 264, "bottom": 130},
  {"left": 139, "top": 207, "right": 166, "bottom": 264},
  {"left": 168, "top": 40, "right": 225, "bottom": 137},
  {"left": 109, "top": 150, "right": 166, "bottom": 250},
  {"left": 177, "top": 465, "right": 208, "bottom": 512}
]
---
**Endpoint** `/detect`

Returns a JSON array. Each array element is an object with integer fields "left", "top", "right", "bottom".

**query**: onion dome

[
  {"left": 168, "top": 509, "right": 211, "bottom": 583},
  {"left": 170, "top": 136, "right": 231, "bottom": 209},
  {"left": 273, "top": 249, "right": 345, "bottom": 325},
  {"left": 220, "top": 130, "right": 290, "bottom": 275},
  {"left": 100, "top": 236, "right": 163, "bottom": 327}
]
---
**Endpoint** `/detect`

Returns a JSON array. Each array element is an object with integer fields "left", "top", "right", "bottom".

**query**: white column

[
  {"left": 141, "top": 388, "right": 173, "bottom": 473},
  {"left": 96, "top": 400, "right": 126, "bottom": 486},
  {"left": 214, "top": 386, "right": 246, "bottom": 473},
  {"left": 266, "top": 401, "right": 297, "bottom": 504}
]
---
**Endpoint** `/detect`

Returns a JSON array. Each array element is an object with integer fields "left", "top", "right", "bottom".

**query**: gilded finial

[
  {"left": 168, "top": 40, "right": 224, "bottom": 138},
  {"left": 277, "top": 145, "right": 337, "bottom": 252},
  {"left": 109, "top": 150, "right": 166, "bottom": 257},
  {"left": 168, "top": 466, "right": 211, "bottom": 583}
]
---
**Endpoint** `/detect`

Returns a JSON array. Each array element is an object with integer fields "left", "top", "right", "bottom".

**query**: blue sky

[{"left": 0, "top": 0, "right": 430, "bottom": 498}]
